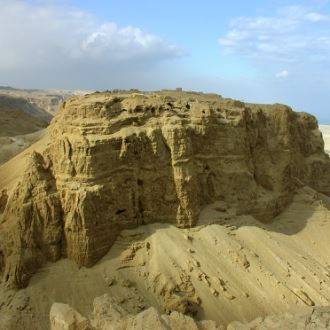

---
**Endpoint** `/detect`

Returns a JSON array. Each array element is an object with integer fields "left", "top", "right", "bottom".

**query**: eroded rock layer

[{"left": 0, "top": 90, "right": 329, "bottom": 288}]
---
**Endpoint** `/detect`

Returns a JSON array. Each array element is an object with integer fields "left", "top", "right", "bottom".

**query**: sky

[{"left": 0, "top": 0, "right": 330, "bottom": 123}]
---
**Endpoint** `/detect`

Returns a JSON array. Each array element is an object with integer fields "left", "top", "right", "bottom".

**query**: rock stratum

[{"left": 0, "top": 90, "right": 329, "bottom": 289}]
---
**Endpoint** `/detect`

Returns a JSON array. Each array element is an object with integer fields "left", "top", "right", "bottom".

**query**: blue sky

[{"left": 1, "top": 0, "right": 330, "bottom": 123}]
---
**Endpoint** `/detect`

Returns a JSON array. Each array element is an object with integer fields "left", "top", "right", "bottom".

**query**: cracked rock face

[{"left": 0, "top": 90, "right": 329, "bottom": 288}]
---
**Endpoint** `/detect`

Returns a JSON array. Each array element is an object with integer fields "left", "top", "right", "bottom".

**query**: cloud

[
  {"left": 218, "top": 4, "right": 330, "bottom": 123},
  {"left": 275, "top": 70, "right": 289, "bottom": 79},
  {"left": 305, "top": 12, "right": 330, "bottom": 22},
  {"left": 218, "top": 5, "right": 330, "bottom": 63},
  {"left": 0, "top": 0, "right": 183, "bottom": 88},
  {"left": 80, "top": 23, "right": 182, "bottom": 62}
]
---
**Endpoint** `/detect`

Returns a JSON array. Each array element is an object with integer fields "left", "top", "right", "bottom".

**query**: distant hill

[
  {"left": 0, "top": 87, "right": 91, "bottom": 165},
  {"left": 0, "top": 94, "right": 51, "bottom": 137},
  {"left": 0, "top": 87, "right": 69, "bottom": 115},
  {"left": 0, "top": 86, "right": 91, "bottom": 115},
  {"left": 0, "top": 94, "right": 52, "bottom": 164},
  {"left": 0, "top": 86, "right": 17, "bottom": 91}
]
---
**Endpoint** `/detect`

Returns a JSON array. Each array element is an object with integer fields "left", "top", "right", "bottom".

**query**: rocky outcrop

[
  {"left": 50, "top": 303, "right": 92, "bottom": 330},
  {"left": 50, "top": 296, "right": 330, "bottom": 330},
  {"left": 320, "top": 125, "right": 330, "bottom": 154},
  {"left": 0, "top": 152, "right": 63, "bottom": 287},
  {"left": 1, "top": 90, "right": 329, "bottom": 288},
  {"left": 50, "top": 295, "right": 223, "bottom": 330}
]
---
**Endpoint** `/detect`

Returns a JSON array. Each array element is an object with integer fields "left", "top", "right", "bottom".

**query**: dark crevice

[
  {"left": 138, "top": 200, "right": 144, "bottom": 215},
  {"left": 137, "top": 179, "right": 143, "bottom": 186}
]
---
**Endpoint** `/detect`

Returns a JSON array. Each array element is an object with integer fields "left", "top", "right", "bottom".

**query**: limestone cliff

[{"left": 0, "top": 90, "right": 329, "bottom": 288}]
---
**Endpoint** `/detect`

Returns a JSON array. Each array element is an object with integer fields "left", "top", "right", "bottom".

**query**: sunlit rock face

[
  {"left": 320, "top": 125, "right": 330, "bottom": 155},
  {"left": 1, "top": 90, "right": 329, "bottom": 288}
]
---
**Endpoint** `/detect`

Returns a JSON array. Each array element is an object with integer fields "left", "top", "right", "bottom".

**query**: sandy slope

[
  {"left": 1, "top": 187, "right": 329, "bottom": 329},
  {"left": 320, "top": 125, "right": 330, "bottom": 154}
]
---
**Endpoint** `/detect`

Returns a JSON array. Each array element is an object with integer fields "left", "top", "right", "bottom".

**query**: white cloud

[
  {"left": 217, "top": 3, "right": 330, "bottom": 124},
  {"left": 219, "top": 5, "right": 330, "bottom": 63},
  {"left": 275, "top": 70, "right": 289, "bottom": 78},
  {"left": 306, "top": 12, "right": 330, "bottom": 22},
  {"left": 80, "top": 23, "right": 182, "bottom": 61},
  {"left": 0, "top": 0, "right": 183, "bottom": 88}
]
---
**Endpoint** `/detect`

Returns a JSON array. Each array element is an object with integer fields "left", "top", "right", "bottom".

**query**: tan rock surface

[
  {"left": 320, "top": 125, "right": 330, "bottom": 154},
  {"left": 0, "top": 189, "right": 8, "bottom": 214},
  {"left": 50, "top": 303, "right": 91, "bottom": 330},
  {"left": 49, "top": 296, "right": 330, "bottom": 330},
  {"left": 0, "top": 90, "right": 329, "bottom": 290},
  {"left": 51, "top": 294, "right": 223, "bottom": 330}
]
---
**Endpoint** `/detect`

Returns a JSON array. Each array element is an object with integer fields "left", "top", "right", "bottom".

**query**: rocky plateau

[{"left": 0, "top": 90, "right": 329, "bottom": 329}]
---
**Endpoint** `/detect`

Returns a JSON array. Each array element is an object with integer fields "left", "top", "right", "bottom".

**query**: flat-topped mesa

[{"left": 1, "top": 90, "right": 329, "bottom": 288}]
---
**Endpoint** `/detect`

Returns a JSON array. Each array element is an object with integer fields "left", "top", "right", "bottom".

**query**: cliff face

[{"left": 0, "top": 91, "right": 329, "bottom": 288}]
